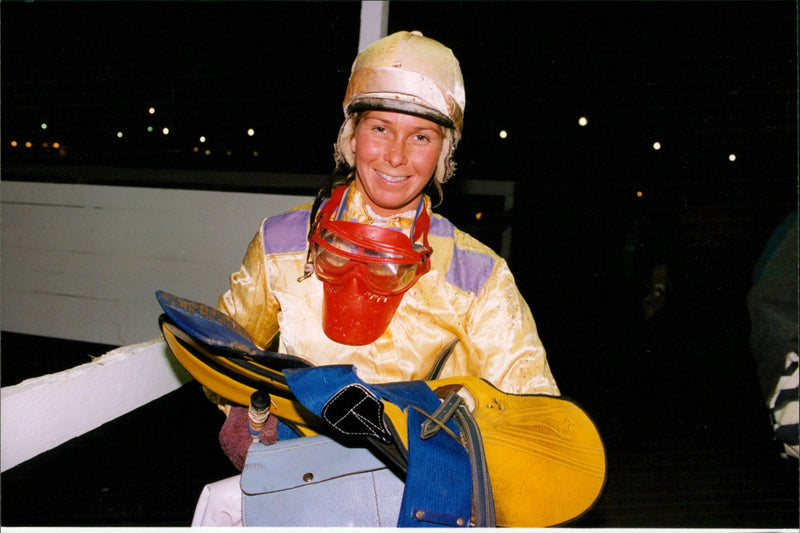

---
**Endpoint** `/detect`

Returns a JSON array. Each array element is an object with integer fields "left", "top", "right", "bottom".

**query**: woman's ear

[{"left": 349, "top": 130, "right": 357, "bottom": 155}]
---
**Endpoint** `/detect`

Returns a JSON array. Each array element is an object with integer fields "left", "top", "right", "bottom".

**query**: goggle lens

[
  {"left": 312, "top": 227, "right": 429, "bottom": 295},
  {"left": 318, "top": 228, "right": 404, "bottom": 259}
]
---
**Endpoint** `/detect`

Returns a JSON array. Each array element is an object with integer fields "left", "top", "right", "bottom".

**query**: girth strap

[
  {"left": 420, "top": 391, "right": 496, "bottom": 526},
  {"left": 453, "top": 403, "right": 495, "bottom": 526}
]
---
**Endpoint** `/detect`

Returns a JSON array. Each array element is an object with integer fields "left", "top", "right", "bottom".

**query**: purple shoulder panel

[
  {"left": 429, "top": 215, "right": 455, "bottom": 238},
  {"left": 261, "top": 209, "right": 310, "bottom": 254},
  {"left": 446, "top": 246, "right": 496, "bottom": 296},
  {"left": 432, "top": 215, "right": 495, "bottom": 296}
]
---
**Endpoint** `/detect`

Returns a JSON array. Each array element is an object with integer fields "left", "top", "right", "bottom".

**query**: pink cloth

[{"left": 218, "top": 407, "right": 278, "bottom": 471}]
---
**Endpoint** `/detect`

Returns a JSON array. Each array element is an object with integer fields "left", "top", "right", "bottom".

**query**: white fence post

[{"left": 359, "top": 1, "right": 389, "bottom": 51}]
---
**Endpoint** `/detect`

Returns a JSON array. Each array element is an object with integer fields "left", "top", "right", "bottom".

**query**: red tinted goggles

[
  {"left": 309, "top": 185, "right": 432, "bottom": 295},
  {"left": 312, "top": 220, "right": 431, "bottom": 295}
]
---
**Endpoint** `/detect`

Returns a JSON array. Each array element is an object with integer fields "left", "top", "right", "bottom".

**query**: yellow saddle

[{"left": 158, "top": 294, "right": 606, "bottom": 527}]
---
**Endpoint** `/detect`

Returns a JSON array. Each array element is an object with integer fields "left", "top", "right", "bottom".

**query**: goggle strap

[
  {"left": 410, "top": 196, "right": 424, "bottom": 240},
  {"left": 411, "top": 196, "right": 432, "bottom": 254},
  {"left": 300, "top": 187, "right": 348, "bottom": 283},
  {"left": 315, "top": 185, "right": 348, "bottom": 227},
  {"left": 297, "top": 259, "right": 315, "bottom": 282},
  {"left": 334, "top": 186, "right": 350, "bottom": 221}
]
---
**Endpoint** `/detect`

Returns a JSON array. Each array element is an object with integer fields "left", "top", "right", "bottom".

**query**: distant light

[
  {"left": 116, "top": 131, "right": 124, "bottom": 139},
  {"left": 728, "top": 153, "right": 737, "bottom": 162},
  {"left": 193, "top": 146, "right": 200, "bottom": 153},
  {"left": 42, "top": 142, "right": 49, "bottom": 148},
  {"left": 475, "top": 212, "right": 483, "bottom": 221},
  {"left": 52, "top": 142, "right": 60, "bottom": 149},
  {"left": 41, "top": 123, "right": 48, "bottom": 130},
  {"left": 147, "top": 126, "right": 154, "bottom": 133},
  {"left": 636, "top": 191, "right": 644, "bottom": 198},
  {"left": 25, "top": 141, "right": 32, "bottom": 148},
  {"left": 252, "top": 151, "right": 259, "bottom": 157},
  {"left": 578, "top": 116, "right": 588, "bottom": 127},
  {"left": 653, "top": 142, "right": 661, "bottom": 150},
  {"left": 226, "top": 150, "right": 233, "bottom": 156},
  {"left": 162, "top": 127, "right": 170, "bottom": 135},
  {"left": 247, "top": 128, "right": 255, "bottom": 137},
  {"left": 199, "top": 136, "right": 207, "bottom": 143},
  {"left": 499, "top": 130, "right": 508, "bottom": 139},
  {"left": 204, "top": 149, "right": 211, "bottom": 156},
  {"left": 10, "top": 141, "right": 18, "bottom": 147},
  {"left": 148, "top": 107, "right": 156, "bottom": 115}
]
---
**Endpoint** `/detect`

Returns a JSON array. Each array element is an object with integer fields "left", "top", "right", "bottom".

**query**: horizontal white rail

[
  {"left": 1, "top": 338, "right": 191, "bottom": 472},
  {"left": 1, "top": 180, "right": 312, "bottom": 345}
]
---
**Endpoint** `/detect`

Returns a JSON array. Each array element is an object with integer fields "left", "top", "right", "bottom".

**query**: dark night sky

[
  {"left": 4, "top": 1, "right": 796, "bottom": 180},
  {"left": 2, "top": 1, "right": 797, "bottom": 299}
]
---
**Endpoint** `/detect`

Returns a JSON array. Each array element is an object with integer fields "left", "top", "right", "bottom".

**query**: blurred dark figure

[
  {"left": 641, "top": 263, "right": 671, "bottom": 321},
  {"left": 747, "top": 210, "right": 798, "bottom": 460}
]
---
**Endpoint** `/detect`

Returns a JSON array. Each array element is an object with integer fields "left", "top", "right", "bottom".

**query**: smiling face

[{"left": 350, "top": 110, "right": 445, "bottom": 217}]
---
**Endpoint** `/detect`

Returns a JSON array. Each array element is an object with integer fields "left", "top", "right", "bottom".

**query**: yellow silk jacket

[{"left": 218, "top": 185, "right": 559, "bottom": 396}]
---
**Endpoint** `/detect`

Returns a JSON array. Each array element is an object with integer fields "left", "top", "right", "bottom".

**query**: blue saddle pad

[{"left": 156, "top": 290, "right": 309, "bottom": 369}]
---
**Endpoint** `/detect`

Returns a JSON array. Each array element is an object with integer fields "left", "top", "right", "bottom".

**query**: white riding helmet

[{"left": 334, "top": 31, "right": 466, "bottom": 184}]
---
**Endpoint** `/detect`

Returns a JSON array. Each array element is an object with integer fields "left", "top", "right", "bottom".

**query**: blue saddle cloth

[{"left": 156, "top": 290, "right": 309, "bottom": 369}]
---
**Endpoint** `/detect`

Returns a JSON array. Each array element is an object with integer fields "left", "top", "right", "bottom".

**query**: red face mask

[{"left": 309, "top": 185, "right": 432, "bottom": 345}]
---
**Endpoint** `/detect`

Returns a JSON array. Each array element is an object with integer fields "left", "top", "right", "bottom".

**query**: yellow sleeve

[
  {"left": 467, "top": 259, "right": 560, "bottom": 396},
  {"left": 216, "top": 225, "right": 281, "bottom": 349}
]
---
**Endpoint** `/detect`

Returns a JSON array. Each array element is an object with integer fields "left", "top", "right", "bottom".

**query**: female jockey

[{"left": 195, "top": 30, "right": 560, "bottom": 525}]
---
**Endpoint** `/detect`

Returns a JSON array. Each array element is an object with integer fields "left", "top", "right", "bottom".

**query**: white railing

[
  {"left": 1, "top": 339, "right": 189, "bottom": 471},
  {"left": 1, "top": 178, "right": 314, "bottom": 346},
  {"left": 1, "top": 178, "right": 313, "bottom": 470}
]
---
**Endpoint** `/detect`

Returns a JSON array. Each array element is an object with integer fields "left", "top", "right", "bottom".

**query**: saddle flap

[{"left": 430, "top": 376, "right": 607, "bottom": 526}]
